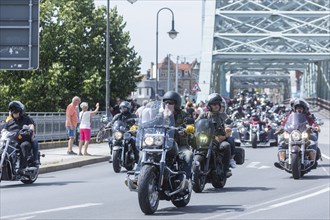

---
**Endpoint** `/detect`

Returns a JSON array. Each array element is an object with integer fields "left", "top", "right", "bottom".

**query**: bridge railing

[
  {"left": 283, "top": 97, "right": 330, "bottom": 111},
  {"left": 0, "top": 112, "right": 106, "bottom": 142}
]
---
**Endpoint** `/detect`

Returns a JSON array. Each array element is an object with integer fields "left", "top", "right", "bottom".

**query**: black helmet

[
  {"left": 162, "top": 91, "right": 182, "bottom": 110},
  {"left": 206, "top": 93, "right": 222, "bottom": 111},
  {"left": 8, "top": 101, "right": 25, "bottom": 116},
  {"left": 119, "top": 101, "right": 131, "bottom": 112},
  {"left": 293, "top": 98, "right": 308, "bottom": 113}
]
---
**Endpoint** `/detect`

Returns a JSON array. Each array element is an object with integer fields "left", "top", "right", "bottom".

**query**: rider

[
  {"left": 108, "top": 101, "right": 139, "bottom": 162},
  {"left": 2, "top": 101, "right": 38, "bottom": 170},
  {"left": 196, "top": 93, "right": 233, "bottom": 177},
  {"left": 162, "top": 91, "right": 194, "bottom": 180},
  {"left": 274, "top": 98, "right": 321, "bottom": 169}
]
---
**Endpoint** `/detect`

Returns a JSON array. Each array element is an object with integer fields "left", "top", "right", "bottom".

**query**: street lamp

[
  {"left": 106, "top": 0, "right": 110, "bottom": 118},
  {"left": 105, "top": 0, "right": 137, "bottom": 118},
  {"left": 155, "top": 7, "right": 178, "bottom": 99}
]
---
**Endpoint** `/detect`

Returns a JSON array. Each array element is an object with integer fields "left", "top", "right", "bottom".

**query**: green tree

[{"left": 0, "top": 0, "right": 142, "bottom": 112}]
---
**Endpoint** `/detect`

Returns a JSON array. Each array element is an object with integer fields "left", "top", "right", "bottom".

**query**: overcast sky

[{"left": 95, "top": 0, "right": 203, "bottom": 74}]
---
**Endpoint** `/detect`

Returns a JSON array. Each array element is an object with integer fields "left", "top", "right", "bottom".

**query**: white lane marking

[
  {"left": 246, "top": 162, "right": 261, "bottom": 168},
  {"left": 202, "top": 184, "right": 330, "bottom": 220},
  {"left": 258, "top": 165, "right": 271, "bottom": 169},
  {"left": 321, "top": 153, "right": 330, "bottom": 160},
  {"left": 269, "top": 187, "right": 330, "bottom": 208},
  {"left": 1, "top": 203, "right": 102, "bottom": 219}
]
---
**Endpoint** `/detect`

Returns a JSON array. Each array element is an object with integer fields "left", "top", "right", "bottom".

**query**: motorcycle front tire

[
  {"left": 112, "top": 150, "right": 122, "bottom": 173},
  {"left": 251, "top": 133, "right": 258, "bottom": 148},
  {"left": 138, "top": 165, "right": 159, "bottom": 215},
  {"left": 291, "top": 152, "right": 302, "bottom": 179}
]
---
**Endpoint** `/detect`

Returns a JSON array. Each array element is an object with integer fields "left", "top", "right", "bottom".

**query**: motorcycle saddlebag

[{"left": 234, "top": 147, "right": 245, "bottom": 165}]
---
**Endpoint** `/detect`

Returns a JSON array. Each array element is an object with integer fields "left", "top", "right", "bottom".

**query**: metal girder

[{"left": 197, "top": 0, "right": 330, "bottom": 102}]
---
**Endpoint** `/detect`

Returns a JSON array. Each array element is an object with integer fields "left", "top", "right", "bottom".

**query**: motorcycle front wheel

[
  {"left": 138, "top": 165, "right": 159, "bottom": 215},
  {"left": 192, "top": 155, "right": 206, "bottom": 193},
  {"left": 112, "top": 150, "right": 122, "bottom": 173},
  {"left": 251, "top": 133, "right": 258, "bottom": 148},
  {"left": 291, "top": 153, "right": 302, "bottom": 179}
]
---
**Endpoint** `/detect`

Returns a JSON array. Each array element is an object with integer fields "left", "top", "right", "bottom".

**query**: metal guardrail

[{"left": 0, "top": 112, "right": 106, "bottom": 142}]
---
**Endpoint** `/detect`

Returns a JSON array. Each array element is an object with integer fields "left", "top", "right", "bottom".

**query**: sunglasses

[{"left": 165, "top": 101, "right": 175, "bottom": 105}]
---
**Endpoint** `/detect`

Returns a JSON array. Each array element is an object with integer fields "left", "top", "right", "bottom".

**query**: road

[{"left": 1, "top": 112, "right": 329, "bottom": 219}]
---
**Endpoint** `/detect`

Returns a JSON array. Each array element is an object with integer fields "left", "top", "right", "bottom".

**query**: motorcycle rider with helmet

[
  {"left": 195, "top": 93, "right": 233, "bottom": 177},
  {"left": 126, "top": 91, "right": 194, "bottom": 189},
  {"left": 161, "top": 91, "right": 194, "bottom": 180},
  {"left": 274, "top": 98, "right": 321, "bottom": 169},
  {"left": 107, "top": 101, "right": 139, "bottom": 162},
  {"left": 2, "top": 101, "right": 38, "bottom": 170}
]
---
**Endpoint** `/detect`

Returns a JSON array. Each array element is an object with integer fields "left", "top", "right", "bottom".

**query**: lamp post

[
  {"left": 155, "top": 7, "right": 178, "bottom": 99},
  {"left": 105, "top": 0, "right": 136, "bottom": 118},
  {"left": 105, "top": 0, "right": 110, "bottom": 118}
]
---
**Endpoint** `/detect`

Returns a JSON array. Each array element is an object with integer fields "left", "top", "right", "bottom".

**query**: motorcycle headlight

[
  {"left": 302, "top": 131, "right": 309, "bottom": 140},
  {"left": 114, "top": 131, "right": 123, "bottom": 140},
  {"left": 240, "top": 127, "right": 246, "bottom": 133},
  {"left": 291, "top": 130, "right": 302, "bottom": 141},
  {"left": 265, "top": 127, "right": 269, "bottom": 132},
  {"left": 283, "top": 132, "right": 290, "bottom": 140},
  {"left": 144, "top": 135, "right": 164, "bottom": 147},
  {"left": 198, "top": 133, "right": 208, "bottom": 144},
  {"left": 252, "top": 126, "right": 258, "bottom": 132}
]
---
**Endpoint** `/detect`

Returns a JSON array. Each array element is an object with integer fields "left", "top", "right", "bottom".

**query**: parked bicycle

[{"left": 95, "top": 115, "right": 112, "bottom": 143}]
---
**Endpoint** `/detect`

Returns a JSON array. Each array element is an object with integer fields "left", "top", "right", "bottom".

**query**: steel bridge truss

[{"left": 198, "top": 0, "right": 330, "bottom": 101}]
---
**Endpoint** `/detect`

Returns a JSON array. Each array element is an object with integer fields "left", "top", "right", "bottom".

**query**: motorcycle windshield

[
  {"left": 195, "top": 118, "right": 215, "bottom": 135},
  {"left": 112, "top": 120, "right": 127, "bottom": 132},
  {"left": 137, "top": 101, "right": 175, "bottom": 148},
  {"left": 284, "top": 112, "right": 308, "bottom": 132},
  {"left": 139, "top": 101, "right": 175, "bottom": 128}
]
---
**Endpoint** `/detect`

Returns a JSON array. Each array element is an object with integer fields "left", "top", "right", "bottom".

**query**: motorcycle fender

[
  {"left": 291, "top": 145, "right": 301, "bottom": 153},
  {"left": 112, "top": 145, "right": 122, "bottom": 151}
]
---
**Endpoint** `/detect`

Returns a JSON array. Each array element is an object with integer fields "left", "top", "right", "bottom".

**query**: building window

[
  {"left": 139, "top": 88, "right": 142, "bottom": 96},
  {"left": 147, "top": 88, "right": 149, "bottom": 96}
]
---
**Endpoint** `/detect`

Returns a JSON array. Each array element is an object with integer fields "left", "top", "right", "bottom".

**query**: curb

[{"left": 39, "top": 156, "right": 110, "bottom": 174}]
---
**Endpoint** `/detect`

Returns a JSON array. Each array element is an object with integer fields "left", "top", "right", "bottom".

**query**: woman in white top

[{"left": 79, "top": 102, "right": 99, "bottom": 156}]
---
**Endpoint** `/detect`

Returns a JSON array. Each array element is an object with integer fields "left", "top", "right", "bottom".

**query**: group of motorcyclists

[{"left": 0, "top": 91, "right": 323, "bottom": 206}]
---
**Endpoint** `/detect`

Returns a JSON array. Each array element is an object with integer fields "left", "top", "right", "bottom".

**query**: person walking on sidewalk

[
  {"left": 78, "top": 102, "right": 99, "bottom": 156},
  {"left": 66, "top": 96, "right": 81, "bottom": 155}
]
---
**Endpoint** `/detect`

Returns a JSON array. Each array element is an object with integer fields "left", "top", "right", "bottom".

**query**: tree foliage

[{"left": 0, "top": 0, "right": 142, "bottom": 112}]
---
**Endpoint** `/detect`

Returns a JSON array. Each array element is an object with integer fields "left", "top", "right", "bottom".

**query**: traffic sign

[
  {"left": 191, "top": 81, "right": 201, "bottom": 92},
  {"left": 0, "top": 0, "right": 40, "bottom": 70}
]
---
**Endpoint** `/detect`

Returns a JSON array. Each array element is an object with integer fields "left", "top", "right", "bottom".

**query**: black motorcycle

[
  {"left": 192, "top": 118, "right": 228, "bottom": 192},
  {"left": 0, "top": 128, "right": 41, "bottom": 184},
  {"left": 111, "top": 120, "right": 138, "bottom": 173},
  {"left": 275, "top": 112, "right": 321, "bottom": 179},
  {"left": 126, "top": 101, "right": 192, "bottom": 215}
]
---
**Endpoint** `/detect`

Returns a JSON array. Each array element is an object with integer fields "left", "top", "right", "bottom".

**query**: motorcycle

[
  {"left": 126, "top": 101, "right": 193, "bottom": 215},
  {"left": 95, "top": 114, "right": 112, "bottom": 143},
  {"left": 111, "top": 119, "right": 138, "bottom": 173},
  {"left": 0, "top": 128, "right": 41, "bottom": 184},
  {"left": 192, "top": 118, "right": 228, "bottom": 192},
  {"left": 232, "top": 115, "right": 276, "bottom": 148},
  {"left": 275, "top": 112, "right": 321, "bottom": 179}
]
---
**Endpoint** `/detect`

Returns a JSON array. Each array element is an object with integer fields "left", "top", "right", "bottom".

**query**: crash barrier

[{"left": 0, "top": 112, "right": 108, "bottom": 142}]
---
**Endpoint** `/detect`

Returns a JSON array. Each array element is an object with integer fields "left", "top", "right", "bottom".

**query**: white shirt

[{"left": 79, "top": 111, "right": 92, "bottom": 129}]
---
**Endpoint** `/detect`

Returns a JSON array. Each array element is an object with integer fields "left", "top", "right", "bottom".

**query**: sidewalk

[{"left": 39, "top": 142, "right": 111, "bottom": 174}]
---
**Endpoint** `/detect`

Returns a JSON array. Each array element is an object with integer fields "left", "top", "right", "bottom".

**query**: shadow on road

[
  {"left": 202, "top": 186, "right": 274, "bottom": 193},
  {"left": 153, "top": 204, "right": 245, "bottom": 216},
  {"left": 0, "top": 180, "right": 84, "bottom": 189}
]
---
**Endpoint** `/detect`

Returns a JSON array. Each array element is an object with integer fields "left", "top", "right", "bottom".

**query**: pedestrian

[
  {"left": 66, "top": 96, "right": 81, "bottom": 155},
  {"left": 78, "top": 102, "right": 99, "bottom": 156}
]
